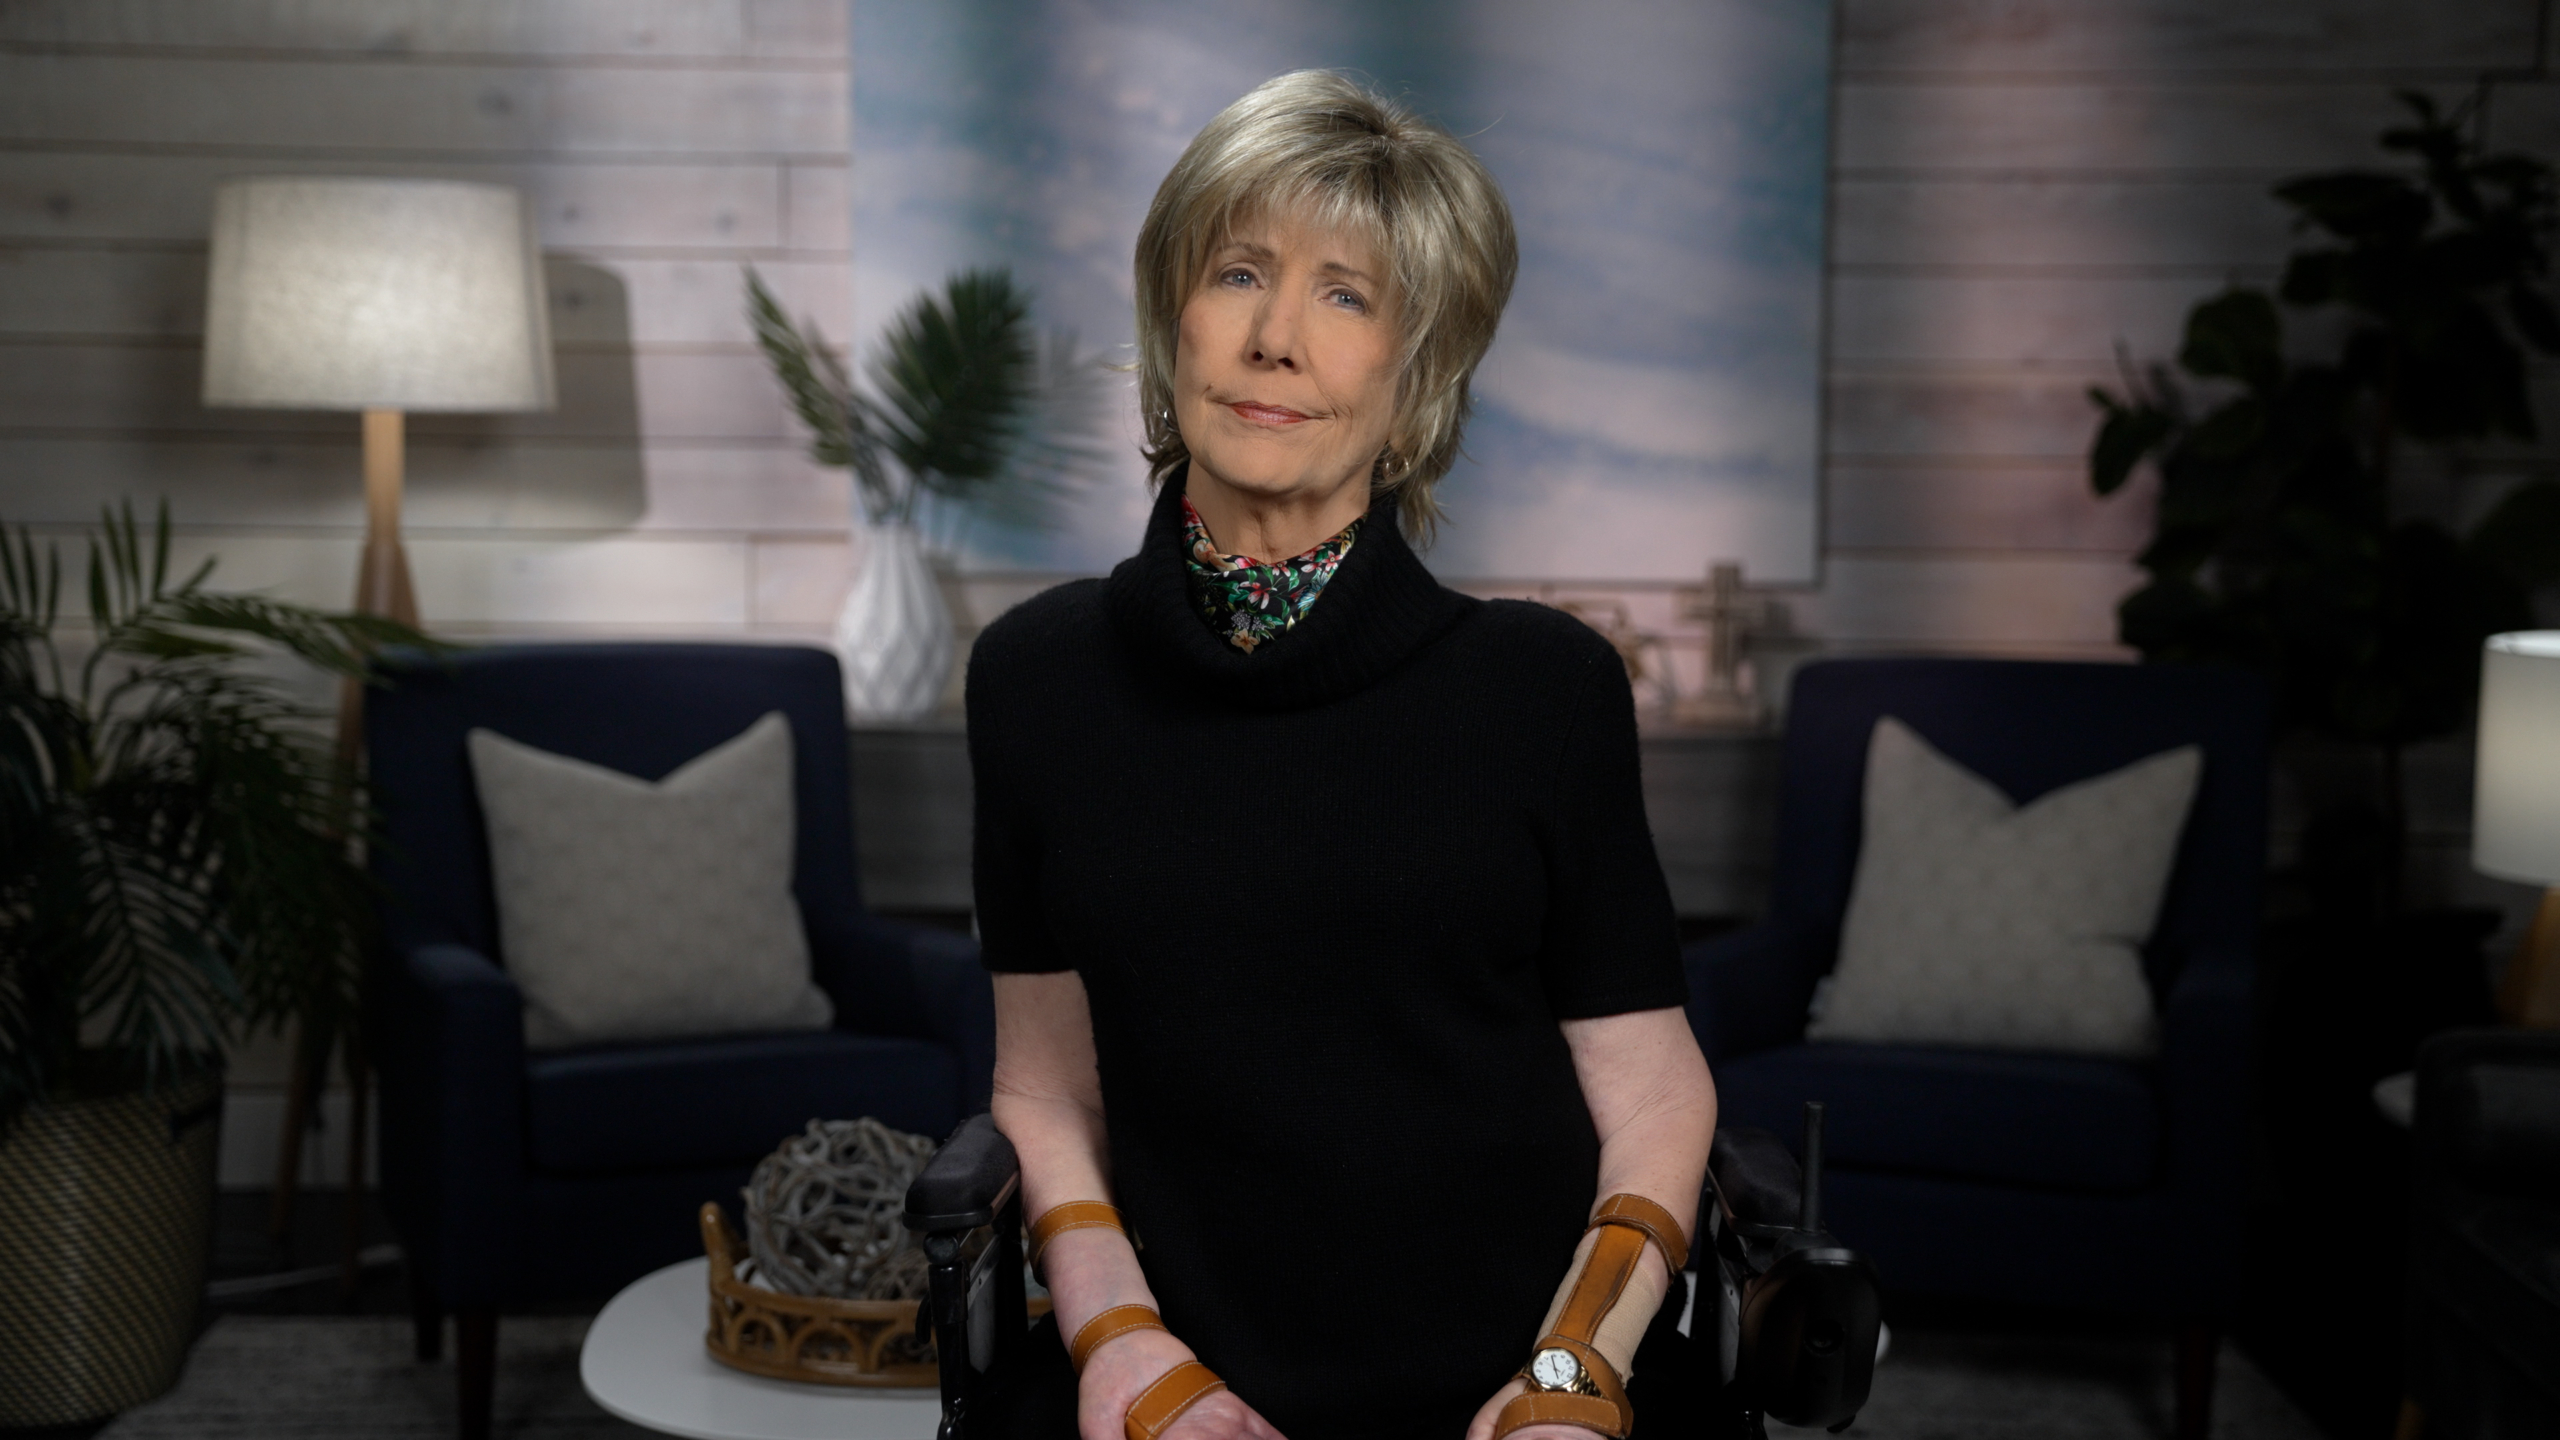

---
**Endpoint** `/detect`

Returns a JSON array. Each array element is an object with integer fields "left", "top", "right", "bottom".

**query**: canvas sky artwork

[{"left": 852, "top": 0, "right": 1833, "bottom": 583}]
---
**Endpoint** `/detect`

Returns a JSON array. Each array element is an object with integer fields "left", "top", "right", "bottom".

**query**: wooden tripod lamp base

[
  {"left": 199, "top": 177, "right": 556, "bottom": 1287},
  {"left": 357, "top": 408, "right": 419, "bottom": 628},
  {"left": 279, "top": 405, "right": 420, "bottom": 1267},
  {"left": 2498, "top": 886, "right": 2560, "bottom": 1028}
]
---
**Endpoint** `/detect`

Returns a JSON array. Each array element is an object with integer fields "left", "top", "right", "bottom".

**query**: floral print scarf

[{"left": 1182, "top": 499, "right": 1360, "bottom": 654}]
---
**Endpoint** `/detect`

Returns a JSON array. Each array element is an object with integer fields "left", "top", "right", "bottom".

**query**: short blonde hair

[{"left": 1133, "top": 70, "right": 1518, "bottom": 541}]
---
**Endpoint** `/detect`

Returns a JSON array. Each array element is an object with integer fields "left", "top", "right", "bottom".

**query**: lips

[{"left": 1227, "top": 400, "right": 1312, "bottom": 425}]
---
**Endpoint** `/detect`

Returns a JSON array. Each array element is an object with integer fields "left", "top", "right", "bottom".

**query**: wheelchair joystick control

[{"left": 1701, "top": 1101, "right": 1882, "bottom": 1439}]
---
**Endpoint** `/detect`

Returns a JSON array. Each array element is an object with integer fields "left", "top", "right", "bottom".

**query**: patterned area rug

[
  {"left": 99, "top": 1315, "right": 2328, "bottom": 1439},
  {"left": 1774, "top": 1330, "right": 2327, "bottom": 1439},
  {"left": 98, "top": 1316, "right": 637, "bottom": 1439}
]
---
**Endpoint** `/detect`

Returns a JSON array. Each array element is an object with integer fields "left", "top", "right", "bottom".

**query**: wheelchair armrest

[
  {"left": 906, "top": 1113, "right": 1028, "bottom": 1438},
  {"left": 1710, "top": 1124, "right": 1807, "bottom": 1232},
  {"left": 904, "top": 1112, "right": 1021, "bottom": 1235},
  {"left": 1702, "top": 1118, "right": 1881, "bottom": 1433}
]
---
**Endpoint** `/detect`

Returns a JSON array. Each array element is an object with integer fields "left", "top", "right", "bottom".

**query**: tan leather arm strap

[
  {"left": 1500, "top": 1225, "right": 1645, "bottom": 1438},
  {"left": 1027, "top": 1200, "right": 1125, "bottom": 1274},
  {"left": 1554, "top": 1223, "right": 1647, "bottom": 1350},
  {"left": 1068, "top": 1303, "right": 1166, "bottom": 1374},
  {"left": 1590, "top": 1192, "right": 1690, "bottom": 1272},
  {"left": 1123, "top": 1359, "right": 1226, "bottom": 1440},
  {"left": 1493, "top": 1389, "right": 1629, "bottom": 1440}
]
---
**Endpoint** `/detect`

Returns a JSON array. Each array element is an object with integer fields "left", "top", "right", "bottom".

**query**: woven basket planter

[
  {"left": 0, "top": 1064, "right": 223, "bottom": 1427},
  {"left": 698, "top": 1202, "right": 941, "bottom": 1386}
]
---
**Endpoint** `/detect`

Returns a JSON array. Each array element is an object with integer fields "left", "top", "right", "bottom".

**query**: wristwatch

[{"left": 1526, "top": 1346, "right": 1602, "bottom": 1397}]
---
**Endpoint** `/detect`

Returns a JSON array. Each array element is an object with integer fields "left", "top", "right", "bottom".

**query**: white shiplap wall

[
  {"left": 6, "top": 0, "right": 2551, "bottom": 665},
  {"left": 1805, "top": 0, "right": 2550, "bottom": 657},
  {"left": 0, "top": 0, "right": 861, "bottom": 653},
  {"left": 0, "top": 0, "right": 863, "bottom": 1188},
  {"left": 2, "top": 0, "right": 2552, "bottom": 1184}
]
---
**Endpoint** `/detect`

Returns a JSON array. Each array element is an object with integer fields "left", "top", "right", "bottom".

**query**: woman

[{"left": 968, "top": 70, "right": 1716, "bottom": 1440}]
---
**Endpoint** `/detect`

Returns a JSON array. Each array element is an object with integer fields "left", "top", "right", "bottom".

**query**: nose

[{"left": 1245, "top": 292, "right": 1298, "bottom": 371}]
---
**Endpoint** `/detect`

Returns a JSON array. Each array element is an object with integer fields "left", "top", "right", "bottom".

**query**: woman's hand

[
  {"left": 1462, "top": 1378, "right": 1599, "bottom": 1440},
  {"left": 1078, "top": 1327, "right": 1288, "bottom": 1440}
]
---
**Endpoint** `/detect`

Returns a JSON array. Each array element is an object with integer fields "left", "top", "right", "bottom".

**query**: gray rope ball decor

[{"left": 741, "top": 1118, "right": 937, "bottom": 1301}]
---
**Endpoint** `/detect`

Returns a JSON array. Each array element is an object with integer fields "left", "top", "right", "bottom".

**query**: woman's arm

[
  {"left": 1464, "top": 1005, "right": 1717, "bottom": 1440},
  {"left": 991, "top": 972, "right": 1288, "bottom": 1440}
]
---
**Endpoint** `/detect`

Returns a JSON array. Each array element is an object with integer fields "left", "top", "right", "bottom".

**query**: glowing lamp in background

[
  {"left": 202, "top": 176, "right": 555, "bottom": 626},
  {"left": 2473, "top": 632, "right": 2560, "bottom": 1026},
  {"left": 198, "top": 177, "right": 555, "bottom": 1244}
]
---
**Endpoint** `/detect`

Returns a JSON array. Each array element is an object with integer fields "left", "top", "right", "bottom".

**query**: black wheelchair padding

[
  {"left": 905, "top": 1112, "right": 1021, "bottom": 1232},
  {"left": 1709, "top": 1127, "right": 1805, "bottom": 1231}
]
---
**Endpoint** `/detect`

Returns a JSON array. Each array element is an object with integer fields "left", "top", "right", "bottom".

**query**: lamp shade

[
  {"left": 2474, "top": 632, "right": 2560, "bottom": 884},
  {"left": 202, "top": 177, "right": 554, "bottom": 412}
]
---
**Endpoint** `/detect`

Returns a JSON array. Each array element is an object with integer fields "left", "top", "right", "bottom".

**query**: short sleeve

[
  {"left": 965, "top": 643, "right": 1072, "bottom": 975},
  {"left": 1537, "top": 651, "right": 1687, "bottom": 1018}
]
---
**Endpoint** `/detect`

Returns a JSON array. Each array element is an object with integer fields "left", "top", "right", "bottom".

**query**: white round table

[{"left": 581, "top": 1258, "right": 945, "bottom": 1440}]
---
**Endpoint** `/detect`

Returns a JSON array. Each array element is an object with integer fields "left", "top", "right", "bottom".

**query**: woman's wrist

[
  {"left": 1040, "top": 1225, "right": 1160, "bottom": 1331},
  {"left": 1076, "top": 1325, "right": 1199, "bottom": 1437}
]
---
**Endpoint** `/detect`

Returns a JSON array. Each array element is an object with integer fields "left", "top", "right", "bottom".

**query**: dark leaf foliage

[
  {"left": 2086, "top": 91, "right": 2560, "bottom": 746},
  {"left": 0, "top": 501, "right": 438, "bottom": 1129}
]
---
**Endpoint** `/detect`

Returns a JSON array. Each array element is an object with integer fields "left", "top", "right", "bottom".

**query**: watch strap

[
  {"left": 1535, "top": 1336, "right": 1629, "bottom": 1416},
  {"left": 1069, "top": 1303, "right": 1166, "bottom": 1373},
  {"left": 1590, "top": 1192, "right": 1690, "bottom": 1272},
  {"left": 1028, "top": 1200, "right": 1126, "bottom": 1274},
  {"left": 1123, "top": 1359, "right": 1226, "bottom": 1440}
]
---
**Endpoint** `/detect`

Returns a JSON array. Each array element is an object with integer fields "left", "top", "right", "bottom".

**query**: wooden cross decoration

[{"left": 1674, "top": 561, "right": 1771, "bottom": 729}]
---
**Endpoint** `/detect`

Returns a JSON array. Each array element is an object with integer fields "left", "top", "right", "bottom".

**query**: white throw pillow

[
  {"left": 467, "top": 712, "right": 833, "bottom": 1050},
  {"left": 1807, "top": 716, "right": 2200, "bottom": 1058}
]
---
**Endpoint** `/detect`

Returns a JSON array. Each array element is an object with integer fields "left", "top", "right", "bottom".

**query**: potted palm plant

[
  {"left": 747, "top": 268, "right": 1105, "bottom": 722},
  {"left": 2089, "top": 90, "right": 2560, "bottom": 912},
  {"left": 0, "top": 503, "right": 424, "bottom": 1427},
  {"left": 2086, "top": 95, "right": 2560, "bottom": 1431}
]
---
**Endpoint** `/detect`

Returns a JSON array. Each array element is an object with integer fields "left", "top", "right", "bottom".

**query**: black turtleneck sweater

[{"left": 966, "top": 471, "right": 1686, "bottom": 1440}]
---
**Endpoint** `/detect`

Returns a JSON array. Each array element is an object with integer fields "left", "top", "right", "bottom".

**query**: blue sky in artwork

[{"left": 852, "top": 0, "right": 1831, "bottom": 582}]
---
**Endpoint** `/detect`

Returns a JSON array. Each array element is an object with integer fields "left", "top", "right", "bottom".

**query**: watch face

[{"left": 1530, "top": 1348, "right": 1582, "bottom": 1391}]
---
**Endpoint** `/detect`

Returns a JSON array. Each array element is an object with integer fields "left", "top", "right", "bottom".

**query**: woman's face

[{"left": 1172, "top": 212, "right": 1400, "bottom": 519}]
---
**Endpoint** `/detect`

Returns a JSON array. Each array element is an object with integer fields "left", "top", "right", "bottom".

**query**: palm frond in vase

[{"left": 745, "top": 267, "right": 1114, "bottom": 551}]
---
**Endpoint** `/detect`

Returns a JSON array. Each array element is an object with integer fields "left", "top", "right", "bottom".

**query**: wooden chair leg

[
  {"left": 457, "top": 1309, "right": 496, "bottom": 1440},
  {"left": 2175, "top": 1320, "right": 2218, "bottom": 1440},
  {"left": 411, "top": 1277, "right": 443, "bottom": 1362},
  {"left": 340, "top": 1037, "right": 371, "bottom": 1298}
]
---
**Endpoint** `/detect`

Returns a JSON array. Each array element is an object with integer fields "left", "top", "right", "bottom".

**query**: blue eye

[{"left": 1329, "top": 289, "right": 1368, "bottom": 313}]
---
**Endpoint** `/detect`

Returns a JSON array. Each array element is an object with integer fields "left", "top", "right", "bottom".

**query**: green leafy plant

[
  {"left": 746, "top": 268, "right": 1110, "bottom": 552},
  {"left": 2089, "top": 91, "right": 2560, "bottom": 753},
  {"left": 0, "top": 503, "right": 429, "bottom": 1129}
]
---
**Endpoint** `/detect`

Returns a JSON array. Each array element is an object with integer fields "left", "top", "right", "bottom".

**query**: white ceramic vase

[{"left": 833, "top": 521, "right": 954, "bottom": 724}]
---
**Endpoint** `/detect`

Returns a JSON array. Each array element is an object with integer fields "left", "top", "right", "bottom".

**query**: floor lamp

[
  {"left": 2473, "top": 632, "right": 2560, "bottom": 1028},
  {"left": 201, "top": 176, "right": 555, "bottom": 1268}
]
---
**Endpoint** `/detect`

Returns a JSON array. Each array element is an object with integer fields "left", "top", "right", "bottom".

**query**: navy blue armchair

[
  {"left": 1689, "top": 658, "right": 2269, "bottom": 1440},
  {"left": 366, "top": 643, "right": 994, "bottom": 1440}
]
